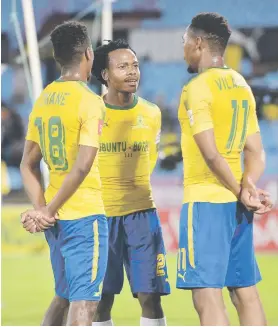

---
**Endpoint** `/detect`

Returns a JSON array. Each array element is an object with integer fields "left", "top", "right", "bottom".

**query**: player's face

[
  {"left": 106, "top": 49, "right": 140, "bottom": 93},
  {"left": 182, "top": 28, "right": 201, "bottom": 74}
]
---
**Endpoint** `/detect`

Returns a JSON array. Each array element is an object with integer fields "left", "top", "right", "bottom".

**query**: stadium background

[{"left": 1, "top": 0, "right": 278, "bottom": 325}]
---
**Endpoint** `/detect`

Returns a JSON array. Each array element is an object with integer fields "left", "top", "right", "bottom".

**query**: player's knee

[
  {"left": 192, "top": 289, "right": 223, "bottom": 315},
  {"left": 94, "top": 294, "right": 114, "bottom": 322},
  {"left": 192, "top": 290, "right": 206, "bottom": 314},
  {"left": 228, "top": 288, "right": 240, "bottom": 309},
  {"left": 138, "top": 293, "right": 163, "bottom": 319},
  {"left": 55, "top": 295, "right": 69, "bottom": 309},
  {"left": 68, "top": 300, "right": 98, "bottom": 325},
  {"left": 233, "top": 286, "right": 261, "bottom": 307}
]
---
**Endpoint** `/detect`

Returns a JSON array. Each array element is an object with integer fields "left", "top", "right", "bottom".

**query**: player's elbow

[
  {"left": 244, "top": 148, "right": 266, "bottom": 168},
  {"left": 75, "top": 165, "right": 91, "bottom": 178},
  {"left": 202, "top": 151, "right": 220, "bottom": 167},
  {"left": 20, "top": 158, "right": 38, "bottom": 173},
  {"left": 20, "top": 159, "right": 29, "bottom": 175},
  {"left": 75, "top": 145, "right": 97, "bottom": 177},
  {"left": 75, "top": 156, "right": 96, "bottom": 177}
]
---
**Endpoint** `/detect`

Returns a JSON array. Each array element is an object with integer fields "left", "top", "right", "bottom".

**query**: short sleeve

[
  {"left": 78, "top": 95, "right": 106, "bottom": 148},
  {"left": 25, "top": 111, "right": 39, "bottom": 144},
  {"left": 247, "top": 94, "right": 260, "bottom": 136},
  {"left": 79, "top": 96, "right": 105, "bottom": 148},
  {"left": 185, "top": 79, "right": 213, "bottom": 135}
]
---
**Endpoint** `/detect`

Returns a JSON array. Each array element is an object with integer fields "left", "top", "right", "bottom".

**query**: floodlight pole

[
  {"left": 22, "top": 0, "right": 49, "bottom": 188},
  {"left": 101, "top": 0, "right": 114, "bottom": 95}
]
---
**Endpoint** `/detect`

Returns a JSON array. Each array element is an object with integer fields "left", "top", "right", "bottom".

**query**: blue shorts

[
  {"left": 176, "top": 202, "right": 261, "bottom": 289},
  {"left": 45, "top": 215, "right": 108, "bottom": 302},
  {"left": 102, "top": 209, "right": 170, "bottom": 297}
]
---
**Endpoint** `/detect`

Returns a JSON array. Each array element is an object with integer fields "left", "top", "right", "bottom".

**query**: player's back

[
  {"left": 179, "top": 68, "right": 259, "bottom": 203},
  {"left": 27, "top": 80, "right": 105, "bottom": 219}
]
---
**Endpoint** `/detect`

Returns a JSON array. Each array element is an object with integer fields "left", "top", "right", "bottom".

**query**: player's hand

[
  {"left": 33, "top": 206, "right": 58, "bottom": 231},
  {"left": 253, "top": 188, "right": 273, "bottom": 215},
  {"left": 21, "top": 209, "right": 39, "bottom": 233},
  {"left": 240, "top": 177, "right": 272, "bottom": 214},
  {"left": 240, "top": 177, "right": 263, "bottom": 212},
  {"left": 240, "top": 187, "right": 263, "bottom": 212}
]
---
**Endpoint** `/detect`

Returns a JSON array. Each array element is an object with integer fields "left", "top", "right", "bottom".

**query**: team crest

[{"left": 132, "top": 115, "right": 149, "bottom": 129}]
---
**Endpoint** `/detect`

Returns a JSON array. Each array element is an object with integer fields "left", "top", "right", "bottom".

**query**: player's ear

[
  {"left": 101, "top": 69, "right": 109, "bottom": 83},
  {"left": 196, "top": 36, "right": 202, "bottom": 50},
  {"left": 85, "top": 47, "right": 94, "bottom": 61}
]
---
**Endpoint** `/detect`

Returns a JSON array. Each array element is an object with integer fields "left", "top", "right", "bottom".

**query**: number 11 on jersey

[{"left": 226, "top": 100, "right": 249, "bottom": 153}]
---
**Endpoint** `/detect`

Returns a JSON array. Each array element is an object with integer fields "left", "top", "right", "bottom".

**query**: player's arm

[
  {"left": 20, "top": 140, "right": 46, "bottom": 210},
  {"left": 46, "top": 145, "right": 98, "bottom": 216},
  {"left": 242, "top": 101, "right": 265, "bottom": 185},
  {"left": 194, "top": 130, "right": 241, "bottom": 198},
  {"left": 46, "top": 98, "right": 105, "bottom": 217},
  {"left": 20, "top": 111, "right": 46, "bottom": 210},
  {"left": 241, "top": 133, "right": 271, "bottom": 213},
  {"left": 20, "top": 112, "right": 57, "bottom": 232},
  {"left": 241, "top": 104, "right": 272, "bottom": 212},
  {"left": 149, "top": 108, "right": 161, "bottom": 173},
  {"left": 243, "top": 133, "right": 265, "bottom": 184}
]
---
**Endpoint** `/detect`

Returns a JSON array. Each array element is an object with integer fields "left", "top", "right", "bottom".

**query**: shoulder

[
  {"left": 183, "top": 71, "right": 212, "bottom": 91},
  {"left": 182, "top": 72, "right": 215, "bottom": 105},
  {"left": 138, "top": 97, "right": 161, "bottom": 116},
  {"left": 76, "top": 84, "right": 105, "bottom": 119},
  {"left": 76, "top": 82, "right": 102, "bottom": 102},
  {"left": 230, "top": 69, "right": 250, "bottom": 87}
]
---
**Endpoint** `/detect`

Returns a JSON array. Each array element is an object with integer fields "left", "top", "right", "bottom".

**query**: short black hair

[
  {"left": 50, "top": 21, "right": 91, "bottom": 67},
  {"left": 189, "top": 12, "right": 231, "bottom": 53},
  {"left": 92, "top": 39, "right": 136, "bottom": 86}
]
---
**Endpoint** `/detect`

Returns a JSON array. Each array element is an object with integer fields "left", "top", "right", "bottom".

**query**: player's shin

[
  {"left": 138, "top": 293, "right": 166, "bottom": 326},
  {"left": 92, "top": 294, "right": 114, "bottom": 325},
  {"left": 41, "top": 295, "right": 69, "bottom": 326}
]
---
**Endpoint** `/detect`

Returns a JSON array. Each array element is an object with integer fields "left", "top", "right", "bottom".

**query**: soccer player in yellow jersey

[
  {"left": 91, "top": 40, "right": 170, "bottom": 326},
  {"left": 20, "top": 22, "right": 108, "bottom": 326},
  {"left": 176, "top": 13, "right": 272, "bottom": 326}
]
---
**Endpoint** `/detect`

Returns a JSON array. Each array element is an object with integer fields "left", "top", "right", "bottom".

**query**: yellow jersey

[
  {"left": 178, "top": 67, "right": 260, "bottom": 203},
  {"left": 99, "top": 95, "right": 161, "bottom": 216},
  {"left": 26, "top": 80, "right": 106, "bottom": 219}
]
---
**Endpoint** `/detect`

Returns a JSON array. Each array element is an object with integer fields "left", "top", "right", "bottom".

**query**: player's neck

[
  {"left": 198, "top": 55, "right": 225, "bottom": 73},
  {"left": 105, "top": 90, "right": 134, "bottom": 107},
  {"left": 60, "top": 67, "right": 87, "bottom": 83}
]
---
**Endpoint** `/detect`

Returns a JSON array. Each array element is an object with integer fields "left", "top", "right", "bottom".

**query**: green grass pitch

[{"left": 2, "top": 254, "right": 278, "bottom": 325}]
